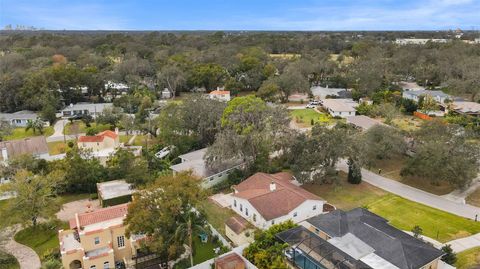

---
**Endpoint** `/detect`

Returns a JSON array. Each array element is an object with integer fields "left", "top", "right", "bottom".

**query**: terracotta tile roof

[
  {"left": 210, "top": 90, "right": 230, "bottom": 95},
  {"left": 69, "top": 203, "right": 129, "bottom": 229},
  {"left": 225, "top": 215, "right": 250, "bottom": 234},
  {"left": 78, "top": 130, "right": 118, "bottom": 143},
  {"left": 215, "top": 253, "right": 245, "bottom": 269},
  {"left": 233, "top": 172, "right": 323, "bottom": 221}
]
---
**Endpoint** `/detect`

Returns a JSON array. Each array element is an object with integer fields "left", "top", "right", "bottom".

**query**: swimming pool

[{"left": 286, "top": 248, "right": 326, "bottom": 269}]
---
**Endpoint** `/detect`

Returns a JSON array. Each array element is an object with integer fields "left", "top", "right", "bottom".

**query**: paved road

[
  {"left": 337, "top": 160, "right": 480, "bottom": 221},
  {"left": 46, "top": 119, "right": 79, "bottom": 142},
  {"left": 0, "top": 225, "right": 41, "bottom": 269}
]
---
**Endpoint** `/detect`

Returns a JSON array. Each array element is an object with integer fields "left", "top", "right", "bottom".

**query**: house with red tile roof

[
  {"left": 78, "top": 130, "right": 120, "bottom": 151},
  {"left": 59, "top": 203, "right": 145, "bottom": 269},
  {"left": 209, "top": 88, "right": 231, "bottom": 102},
  {"left": 231, "top": 172, "right": 326, "bottom": 230}
]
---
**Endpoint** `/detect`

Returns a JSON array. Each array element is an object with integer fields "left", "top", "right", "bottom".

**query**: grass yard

[
  {"left": 14, "top": 221, "right": 68, "bottom": 261},
  {"left": 456, "top": 247, "right": 480, "bottom": 269},
  {"left": 173, "top": 233, "right": 224, "bottom": 269},
  {"left": 0, "top": 250, "right": 19, "bottom": 269},
  {"left": 197, "top": 200, "right": 236, "bottom": 238},
  {"left": 303, "top": 172, "right": 480, "bottom": 242},
  {"left": 467, "top": 188, "right": 480, "bottom": 207},
  {"left": 120, "top": 134, "right": 151, "bottom": 147},
  {"left": 64, "top": 121, "right": 112, "bottom": 135},
  {"left": 370, "top": 157, "right": 455, "bottom": 195},
  {"left": 290, "top": 109, "right": 332, "bottom": 128},
  {"left": 391, "top": 115, "right": 423, "bottom": 132},
  {"left": 4, "top": 127, "right": 54, "bottom": 141},
  {"left": 47, "top": 141, "right": 67, "bottom": 155}
]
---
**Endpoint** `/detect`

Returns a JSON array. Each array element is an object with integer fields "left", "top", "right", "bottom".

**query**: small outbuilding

[{"left": 97, "top": 180, "right": 134, "bottom": 207}]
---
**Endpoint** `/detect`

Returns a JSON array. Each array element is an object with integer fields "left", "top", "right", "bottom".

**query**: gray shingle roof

[{"left": 306, "top": 208, "right": 443, "bottom": 269}]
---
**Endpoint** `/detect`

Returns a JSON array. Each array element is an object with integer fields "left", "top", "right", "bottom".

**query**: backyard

[
  {"left": 64, "top": 121, "right": 112, "bottom": 135},
  {"left": 289, "top": 109, "right": 333, "bottom": 128},
  {"left": 47, "top": 141, "right": 68, "bottom": 155},
  {"left": 456, "top": 247, "right": 480, "bottom": 269},
  {"left": 173, "top": 232, "right": 224, "bottom": 269},
  {"left": 197, "top": 200, "right": 236, "bottom": 238},
  {"left": 303, "top": 172, "right": 480, "bottom": 242},
  {"left": 3, "top": 127, "right": 54, "bottom": 141}
]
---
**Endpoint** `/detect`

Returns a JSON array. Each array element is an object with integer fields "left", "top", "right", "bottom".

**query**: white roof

[
  {"left": 97, "top": 180, "right": 134, "bottom": 200},
  {"left": 178, "top": 148, "right": 207, "bottom": 161},
  {"left": 311, "top": 86, "right": 347, "bottom": 98},
  {"left": 322, "top": 99, "right": 357, "bottom": 112},
  {"left": 62, "top": 103, "right": 113, "bottom": 112},
  {"left": 61, "top": 232, "right": 82, "bottom": 252},
  {"left": 328, "top": 233, "right": 375, "bottom": 260},
  {"left": 360, "top": 253, "right": 400, "bottom": 269}
]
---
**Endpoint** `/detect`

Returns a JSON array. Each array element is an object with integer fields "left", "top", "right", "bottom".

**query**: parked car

[{"left": 306, "top": 104, "right": 316, "bottom": 108}]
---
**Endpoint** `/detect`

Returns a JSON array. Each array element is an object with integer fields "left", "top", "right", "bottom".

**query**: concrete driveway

[{"left": 56, "top": 198, "right": 101, "bottom": 222}]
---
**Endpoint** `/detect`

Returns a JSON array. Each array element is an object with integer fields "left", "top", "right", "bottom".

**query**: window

[
  {"left": 293, "top": 212, "right": 298, "bottom": 217},
  {"left": 16, "top": 119, "right": 21, "bottom": 124},
  {"left": 117, "top": 235, "right": 125, "bottom": 248},
  {"left": 218, "top": 173, "right": 223, "bottom": 178},
  {"left": 233, "top": 200, "right": 237, "bottom": 207},
  {"left": 209, "top": 177, "right": 214, "bottom": 181},
  {"left": 315, "top": 228, "right": 320, "bottom": 233},
  {"left": 94, "top": 237, "right": 100, "bottom": 245},
  {"left": 253, "top": 214, "right": 257, "bottom": 222},
  {"left": 245, "top": 208, "right": 249, "bottom": 216},
  {"left": 103, "top": 262, "right": 110, "bottom": 269},
  {"left": 313, "top": 205, "right": 317, "bottom": 210},
  {"left": 271, "top": 220, "right": 275, "bottom": 225},
  {"left": 240, "top": 204, "right": 243, "bottom": 212},
  {"left": 90, "top": 266, "right": 96, "bottom": 269}
]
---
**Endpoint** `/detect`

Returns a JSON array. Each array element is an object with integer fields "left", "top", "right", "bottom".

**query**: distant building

[
  {"left": 170, "top": 148, "right": 244, "bottom": 188},
  {"left": 209, "top": 90, "right": 231, "bottom": 102},
  {"left": 105, "top": 81, "right": 129, "bottom": 92},
  {"left": 395, "top": 38, "right": 448, "bottom": 45},
  {"left": 232, "top": 172, "right": 326, "bottom": 229},
  {"left": 346, "top": 115, "right": 385, "bottom": 131},
  {"left": 161, "top": 88, "right": 172, "bottom": 99},
  {"left": 0, "top": 136, "right": 49, "bottom": 163},
  {"left": 402, "top": 90, "right": 452, "bottom": 104},
  {"left": 398, "top": 81, "right": 425, "bottom": 92},
  {"left": 59, "top": 203, "right": 145, "bottom": 269},
  {"left": 277, "top": 208, "right": 445, "bottom": 269},
  {"left": 321, "top": 99, "right": 358, "bottom": 118},
  {"left": 97, "top": 180, "right": 134, "bottom": 207},
  {"left": 78, "top": 130, "right": 120, "bottom": 164},
  {"left": 61, "top": 103, "right": 113, "bottom": 118},
  {"left": 311, "top": 86, "right": 349, "bottom": 99},
  {"left": 0, "top": 110, "right": 43, "bottom": 127}
]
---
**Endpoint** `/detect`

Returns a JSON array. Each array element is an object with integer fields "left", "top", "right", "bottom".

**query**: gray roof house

[
  {"left": 277, "top": 208, "right": 444, "bottom": 269},
  {"left": 0, "top": 136, "right": 49, "bottom": 162},
  {"left": 346, "top": 115, "right": 385, "bottom": 131},
  {"left": 0, "top": 110, "right": 41, "bottom": 127},
  {"left": 170, "top": 148, "right": 244, "bottom": 188},
  {"left": 61, "top": 103, "right": 113, "bottom": 118},
  {"left": 402, "top": 90, "right": 452, "bottom": 104}
]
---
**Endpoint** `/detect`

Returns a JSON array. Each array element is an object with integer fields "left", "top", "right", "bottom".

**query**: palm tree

[
  {"left": 25, "top": 119, "right": 45, "bottom": 134},
  {"left": 175, "top": 210, "right": 207, "bottom": 267}
]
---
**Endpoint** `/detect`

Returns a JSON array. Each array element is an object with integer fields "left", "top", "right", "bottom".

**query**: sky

[{"left": 1, "top": 0, "right": 479, "bottom": 31}]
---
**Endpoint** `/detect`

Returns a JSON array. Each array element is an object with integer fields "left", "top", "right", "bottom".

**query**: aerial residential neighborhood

[{"left": 1, "top": 1, "right": 480, "bottom": 269}]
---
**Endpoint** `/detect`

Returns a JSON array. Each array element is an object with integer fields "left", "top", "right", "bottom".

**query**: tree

[
  {"left": 243, "top": 221, "right": 296, "bottom": 269},
  {"left": 411, "top": 225, "right": 423, "bottom": 238},
  {"left": 207, "top": 95, "right": 293, "bottom": 171},
  {"left": 96, "top": 106, "right": 123, "bottom": 127},
  {"left": 256, "top": 80, "right": 281, "bottom": 103},
  {"left": 189, "top": 63, "right": 226, "bottom": 91},
  {"left": 25, "top": 119, "right": 45, "bottom": 134},
  {"left": 175, "top": 211, "right": 207, "bottom": 267},
  {"left": 125, "top": 173, "right": 206, "bottom": 260},
  {"left": 401, "top": 98, "right": 418, "bottom": 114},
  {"left": 275, "top": 67, "right": 309, "bottom": 103},
  {"left": 107, "top": 149, "right": 152, "bottom": 187},
  {"left": 40, "top": 104, "right": 57, "bottom": 125},
  {"left": 347, "top": 158, "right": 362, "bottom": 184},
  {"left": 420, "top": 95, "right": 437, "bottom": 113},
  {"left": 157, "top": 65, "right": 186, "bottom": 98},
  {"left": 360, "top": 125, "right": 406, "bottom": 168},
  {"left": 0, "top": 120, "right": 12, "bottom": 141},
  {"left": 401, "top": 120, "right": 480, "bottom": 189},
  {"left": 0, "top": 170, "right": 62, "bottom": 226},
  {"left": 290, "top": 124, "right": 354, "bottom": 184},
  {"left": 441, "top": 245, "right": 457, "bottom": 265}
]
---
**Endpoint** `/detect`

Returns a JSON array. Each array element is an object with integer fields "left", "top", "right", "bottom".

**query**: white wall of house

[
  {"left": 201, "top": 171, "right": 230, "bottom": 188},
  {"left": 328, "top": 109, "right": 356, "bottom": 118},
  {"left": 231, "top": 197, "right": 324, "bottom": 230},
  {"left": 209, "top": 93, "right": 231, "bottom": 102}
]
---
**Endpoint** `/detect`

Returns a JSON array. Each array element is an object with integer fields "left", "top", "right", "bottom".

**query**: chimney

[
  {"left": 70, "top": 103, "right": 74, "bottom": 107},
  {"left": 269, "top": 181, "right": 276, "bottom": 192},
  {"left": 1, "top": 147, "right": 7, "bottom": 161},
  {"left": 115, "top": 127, "right": 119, "bottom": 135}
]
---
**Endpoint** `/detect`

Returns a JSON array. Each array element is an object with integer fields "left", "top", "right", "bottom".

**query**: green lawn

[
  {"left": 173, "top": 234, "right": 224, "bottom": 269},
  {"left": 120, "top": 134, "right": 150, "bottom": 147},
  {"left": 64, "top": 121, "right": 112, "bottom": 135},
  {"left": 456, "top": 247, "right": 480, "bottom": 269},
  {"left": 290, "top": 109, "right": 332, "bottom": 127},
  {"left": 14, "top": 221, "right": 68, "bottom": 261},
  {"left": 197, "top": 200, "right": 236, "bottom": 238},
  {"left": 0, "top": 250, "right": 19, "bottom": 269},
  {"left": 4, "top": 127, "right": 54, "bottom": 141},
  {"left": 303, "top": 172, "right": 480, "bottom": 242}
]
